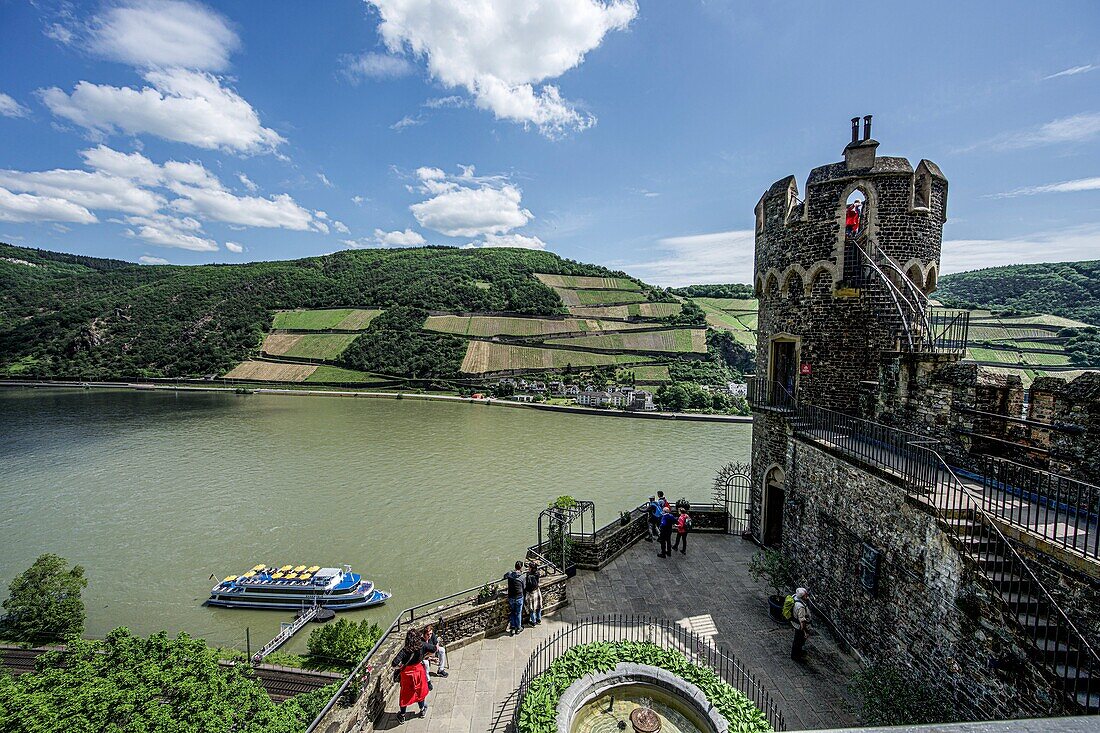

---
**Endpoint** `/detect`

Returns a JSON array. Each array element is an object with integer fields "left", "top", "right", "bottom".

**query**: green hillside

[
  {"left": 937, "top": 261, "right": 1100, "bottom": 327},
  {"left": 0, "top": 243, "right": 657, "bottom": 379}
]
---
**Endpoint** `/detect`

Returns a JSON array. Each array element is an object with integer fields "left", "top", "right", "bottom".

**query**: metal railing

[
  {"left": 906, "top": 447, "right": 1100, "bottom": 713},
  {"left": 968, "top": 456, "right": 1100, "bottom": 561},
  {"left": 746, "top": 376, "right": 796, "bottom": 410},
  {"left": 512, "top": 614, "right": 785, "bottom": 731}
]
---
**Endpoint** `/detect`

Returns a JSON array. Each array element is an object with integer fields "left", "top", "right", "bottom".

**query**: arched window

[{"left": 842, "top": 190, "right": 868, "bottom": 283}]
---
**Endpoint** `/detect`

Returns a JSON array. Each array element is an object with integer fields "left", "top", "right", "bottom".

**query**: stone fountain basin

[{"left": 556, "top": 662, "right": 728, "bottom": 733}]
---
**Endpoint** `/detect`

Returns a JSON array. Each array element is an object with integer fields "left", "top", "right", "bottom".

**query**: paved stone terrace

[{"left": 377, "top": 533, "right": 860, "bottom": 732}]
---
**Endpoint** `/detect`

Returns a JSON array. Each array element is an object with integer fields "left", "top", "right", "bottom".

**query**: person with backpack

[
  {"left": 657, "top": 505, "right": 675, "bottom": 558},
  {"left": 672, "top": 506, "right": 691, "bottom": 555},
  {"left": 524, "top": 560, "right": 542, "bottom": 626},
  {"left": 646, "top": 495, "right": 661, "bottom": 541},
  {"left": 790, "top": 587, "right": 812, "bottom": 661},
  {"left": 503, "top": 561, "right": 525, "bottom": 636}
]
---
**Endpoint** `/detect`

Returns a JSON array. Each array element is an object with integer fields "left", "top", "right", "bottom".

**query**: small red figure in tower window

[{"left": 845, "top": 200, "right": 863, "bottom": 237}]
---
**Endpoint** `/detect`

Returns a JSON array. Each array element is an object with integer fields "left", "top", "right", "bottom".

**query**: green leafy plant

[
  {"left": 516, "top": 641, "right": 772, "bottom": 733},
  {"left": 475, "top": 582, "right": 499, "bottom": 605},
  {"left": 0, "top": 553, "right": 87, "bottom": 643},
  {"left": 748, "top": 549, "right": 796, "bottom": 598},
  {"left": 545, "top": 496, "right": 578, "bottom": 569},
  {"left": 305, "top": 617, "right": 382, "bottom": 670},
  {"left": 849, "top": 661, "right": 955, "bottom": 726}
]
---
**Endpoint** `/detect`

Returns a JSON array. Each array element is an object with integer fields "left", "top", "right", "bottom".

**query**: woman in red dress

[{"left": 391, "top": 628, "right": 430, "bottom": 722}]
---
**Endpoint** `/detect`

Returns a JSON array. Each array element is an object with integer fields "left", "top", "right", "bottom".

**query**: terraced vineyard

[
  {"left": 546, "top": 328, "right": 706, "bottom": 354},
  {"left": 422, "top": 315, "right": 651, "bottom": 337},
  {"left": 617, "top": 365, "right": 672, "bottom": 383},
  {"left": 261, "top": 333, "right": 358, "bottom": 359},
  {"left": 460, "top": 341, "right": 654, "bottom": 374},
  {"left": 224, "top": 361, "right": 319, "bottom": 381},
  {"left": 553, "top": 287, "right": 649, "bottom": 306},
  {"left": 567, "top": 302, "right": 683, "bottom": 319},
  {"left": 533, "top": 273, "right": 640, "bottom": 291},
  {"left": 272, "top": 308, "right": 382, "bottom": 330}
]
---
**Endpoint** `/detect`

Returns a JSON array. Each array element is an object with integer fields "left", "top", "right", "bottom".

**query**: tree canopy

[
  {"left": 0, "top": 628, "right": 334, "bottom": 732},
  {"left": 937, "top": 260, "right": 1100, "bottom": 327},
  {"left": 1, "top": 554, "right": 86, "bottom": 643}
]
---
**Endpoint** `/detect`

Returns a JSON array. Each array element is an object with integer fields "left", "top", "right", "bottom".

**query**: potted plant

[
  {"left": 474, "top": 582, "right": 499, "bottom": 605},
  {"left": 619, "top": 510, "right": 631, "bottom": 526},
  {"left": 748, "top": 549, "right": 796, "bottom": 621}
]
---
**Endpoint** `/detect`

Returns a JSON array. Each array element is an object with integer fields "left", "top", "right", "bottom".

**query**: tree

[
  {"left": 1, "top": 554, "right": 87, "bottom": 643},
  {"left": 306, "top": 618, "right": 382, "bottom": 669},
  {"left": 0, "top": 627, "right": 332, "bottom": 732}
]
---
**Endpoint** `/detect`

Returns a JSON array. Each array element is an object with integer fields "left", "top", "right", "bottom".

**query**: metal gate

[{"left": 713, "top": 462, "right": 752, "bottom": 535}]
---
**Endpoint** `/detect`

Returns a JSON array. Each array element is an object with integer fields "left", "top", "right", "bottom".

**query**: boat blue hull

[{"left": 205, "top": 589, "right": 391, "bottom": 611}]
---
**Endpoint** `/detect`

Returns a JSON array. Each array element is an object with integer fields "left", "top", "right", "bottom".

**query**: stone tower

[{"left": 751, "top": 115, "right": 948, "bottom": 412}]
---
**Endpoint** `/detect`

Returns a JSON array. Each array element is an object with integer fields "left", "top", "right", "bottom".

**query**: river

[{"left": 0, "top": 388, "right": 750, "bottom": 653}]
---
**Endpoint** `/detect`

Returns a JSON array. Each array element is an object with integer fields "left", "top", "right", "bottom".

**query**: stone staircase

[{"left": 919, "top": 496, "right": 1100, "bottom": 713}]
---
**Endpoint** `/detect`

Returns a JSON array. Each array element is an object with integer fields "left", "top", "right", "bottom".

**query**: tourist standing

[
  {"left": 504, "top": 561, "right": 526, "bottom": 635},
  {"left": 421, "top": 623, "right": 447, "bottom": 678},
  {"left": 391, "top": 628, "right": 430, "bottom": 723},
  {"left": 791, "top": 587, "right": 812, "bottom": 661},
  {"left": 672, "top": 506, "right": 691, "bottom": 555},
  {"left": 646, "top": 495, "right": 661, "bottom": 541},
  {"left": 657, "top": 491, "right": 671, "bottom": 515},
  {"left": 525, "top": 560, "right": 543, "bottom": 626},
  {"left": 657, "top": 506, "right": 675, "bottom": 558},
  {"left": 845, "top": 201, "right": 862, "bottom": 237}
]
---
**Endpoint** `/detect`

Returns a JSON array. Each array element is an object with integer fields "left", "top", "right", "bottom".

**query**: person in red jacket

[
  {"left": 845, "top": 200, "right": 862, "bottom": 237},
  {"left": 672, "top": 506, "right": 691, "bottom": 555},
  {"left": 391, "top": 628, "right": 430, "bottom": 723}
]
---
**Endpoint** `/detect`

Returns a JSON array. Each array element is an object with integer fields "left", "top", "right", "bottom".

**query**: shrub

[
  {"left": 517, "top": 641, "right": 772, "bottom": 733},
  {"left": 0, "top": 553, "right": 87, "bottom": 643},
  {"left": 306, "top": 618, "right": 382, "bottom": 669},
  {"left": 849, "top": 661, "right": 955, "bottom": 726},
  {"left": 748, "top": 549, "right": 796, "bottom": 598}
]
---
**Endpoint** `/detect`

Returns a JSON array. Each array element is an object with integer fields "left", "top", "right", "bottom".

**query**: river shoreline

[{"left": 0, "top": 379, "right": 753, "bottom": 423}]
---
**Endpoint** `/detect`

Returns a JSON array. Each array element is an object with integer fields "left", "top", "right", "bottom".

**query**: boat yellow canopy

[
  {"left": 300, "top": 573, "right": 312, "bottom": 580},
  {"left": 292, "top": 565, "right": 306, "bottom": 572},
  {"left": 278, "top": 565, "right": 292, "bottom": 571},
  {"left": 223, "top": 575, "right": 237, "bottom": 582},
  {"left": 306, "top": 565, "right": 320, "bottom": 572},
  {"left": 286, "top": 573, "right": 299, "bottom": 580},
  {"left": 242, "top": 571, "right": 256, "bottom": 578},
  {"left": 272, "top": 572, "right": 284, "bottom": 579},
  {"left": 251, "top": 564, "right": 265, "bottom": 571}
]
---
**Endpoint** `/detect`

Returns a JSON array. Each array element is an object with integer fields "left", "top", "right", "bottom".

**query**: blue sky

[{"left": 0, "top": 0, "right": 1097, "bottom": 285}]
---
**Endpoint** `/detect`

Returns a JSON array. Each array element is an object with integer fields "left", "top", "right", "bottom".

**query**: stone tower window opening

[
  {"left": 842, "top": 188, "right": 871, "bottom": 284},
  {"left": 913, "top": 171, "right": 932, "bottom": 211},
  {"left": 760, "top": 465, "right": 786, "bottom": 548}
]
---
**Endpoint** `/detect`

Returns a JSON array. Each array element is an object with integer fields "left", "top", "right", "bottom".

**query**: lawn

[
  {"left": 617, "top": 364, "right": 672, "bottom": 383},
  {"left": 223, "top": 361, "right": 317, "bottom": 381},
  {"left": 272, "top": 308, "right": 383, "bottom": 330},
  {"left": 534, "top": 273, "right": 641, "bottom": 291},
  {"left": 459, "top": 341, "right": 654, "bottom": 373},
  {"left": 567, "top": 302, "right": 683, "bottom": 319},
  {"left": 694, "top": 297, "right": 758, "bottom": 313},
  {"left": 262, "top": 333, "right": 358, "bottom": 360},
  {"left": 422, "top": 315, "right": 651, "bottom": 337},
  {"left": 303, "top": 366, "right": 388, "bottom": 383},
  {"left": 967, "top": 347, "right": 1071, "bottom": 366},
  {"left": 546, "top": 328, "right": 706, "bottom": 353}
]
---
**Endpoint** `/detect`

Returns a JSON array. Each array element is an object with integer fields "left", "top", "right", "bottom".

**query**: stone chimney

[{"left": 844, "top": 114, "right": 879, "bottom": 170}]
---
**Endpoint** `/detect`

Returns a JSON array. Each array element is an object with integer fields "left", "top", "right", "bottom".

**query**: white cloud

[
  {"left": 45, "top": 23, "right": 75, "bottom": 45},
  {"left": 139, "top": 255, "right": 171, "bottom": 264},
  {"left": 333, "top": 220, "right": 350, "bottom": 234},
  {"left": 941, "top": 224, "right": 1100, "bottom": 274},
  {"left": 88, "top": 0, "right": 239, "bottom": 71},
  {"left": 409, "top": 165, "right": 532, "bottom": 237},
  {"left": 317, "top": 172, "right": 334, "bottom": 187},
  {"left": 974, "top": 112, "right": 1100, "bottom": 150},
  {"left": 80, "top": 144, "right": 162, "bottom": 184},
  {"left": 374, "top": 227, "right": 426, "bottom": 246},
  {"left": 225, "top": 241, "right": 243, "bottom": 252},
  {"left": 0, "top": 167, "right": 164, "bottom": 216},
  {"left": 0, "top": 93, "right": 30, "bottom": 118},
  {"left": 0, "top": 186, "right": 98, "bottom": 224},
  {"left": 1044, "top": 64, "right": 1096, "bottom": 80},
  {"left": 991, "top": 176, "right": 1100, "bottom": 198},
  {"left": 237, "top": 173, "right": 258, "bottom": 192},
  {"left": 341, "top": 52, "right": 415, "bottom": 82},
  {"left": 466, "top": 232, "right": 547, "bottom": 250},
  {"left": 391, "top": 114, "right": 425, "bottom": 131},
  {"left": 171, "top": 187, "right": 317, "bottom": 230},
  {"left": 129, "top": 222, "right": 217, "bottom": 251},
  {"left": 41, "top": 69, "right": 285, "bottom": 154},
  {"left": 368, "top": 0, "right": 637, "bottom": 136},
  {"left": 352, "top": 195, "right": 366, "bottom": 205},
  {"left": 625, "top": 229, "right": 755, "bottom": 287}
]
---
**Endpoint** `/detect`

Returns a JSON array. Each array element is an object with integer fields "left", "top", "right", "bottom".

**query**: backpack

[
  {"left": 525, "top": 573, "right": 538, "bottom": 593},
  {"left": 684, "top": 515, "right": 692, "bottom": 531},
  {"left": 782, "top": 595, "right": 795, "bottom": 620}
]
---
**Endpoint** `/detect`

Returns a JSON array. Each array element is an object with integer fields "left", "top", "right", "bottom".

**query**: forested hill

[
  {"left": 938, "top": 261, "right": 1100, "bottom": 327},
  {"left": 0, "top": 243, "right": 659, "bottom": 379}
]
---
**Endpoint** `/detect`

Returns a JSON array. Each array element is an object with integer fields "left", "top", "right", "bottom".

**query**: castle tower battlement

[{"left": 751, "top": 118, "right": 950, "bottom": 410}]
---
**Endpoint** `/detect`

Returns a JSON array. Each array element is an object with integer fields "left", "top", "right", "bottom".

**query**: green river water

[{"left": 0, "top": 388, "right": 750, "bottom": 653}]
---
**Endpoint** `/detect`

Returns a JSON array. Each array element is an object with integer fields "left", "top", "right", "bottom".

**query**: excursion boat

[{"left": 206, "top": 564, "right": 390, "bottom": 610}]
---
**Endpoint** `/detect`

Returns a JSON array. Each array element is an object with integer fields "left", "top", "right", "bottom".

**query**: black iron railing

[
  {"left": 927, "top": 308, "right": 970, "bottom": 355},
  {"left": 512, "top": 614, "right": 785, "bottom": 731},
  {"left": 905, "top": 447, "right": 1100, "bottom": 713},
  {"left": 746, "top": 377, "right": 796, "bottom": 410},
  {"left": 964, "top": 456, "right": 1100, "bottom": 561}
]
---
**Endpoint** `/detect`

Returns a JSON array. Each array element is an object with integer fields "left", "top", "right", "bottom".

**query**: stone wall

[
  {"left": 780, "top": 437, "right": 1071, "bottom": 721},
  {"left": 313, "top": 569, "right": 568, "bottom": 733}
]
